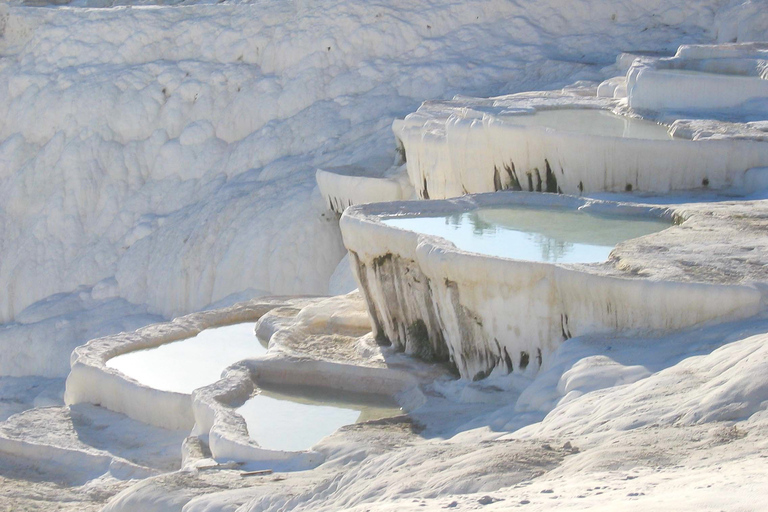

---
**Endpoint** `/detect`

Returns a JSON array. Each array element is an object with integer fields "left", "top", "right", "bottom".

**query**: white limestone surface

[{"left": 96, "top": 315, "right": 768, "bottom": 512}]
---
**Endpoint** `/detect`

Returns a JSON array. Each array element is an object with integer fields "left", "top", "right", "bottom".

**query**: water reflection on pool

[
  {"left": 237, "top": 384, "right": 402, "bottom": 452},
  {"left": 107, "top": 323, "right": 265, "bottom": 394},
  {"left": 383, "top": 206, "right": 668, "bottom": 263}
]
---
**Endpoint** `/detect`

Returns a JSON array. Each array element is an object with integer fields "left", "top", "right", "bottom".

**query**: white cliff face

[
  {"left": 341, "top": 194, "right": 763, "bottom": 380},
  {"left": 0, "top": 1, "right": 361, "bottom": 323}
]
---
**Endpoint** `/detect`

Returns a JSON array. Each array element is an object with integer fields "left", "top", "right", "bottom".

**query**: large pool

[
  {"left": 383, "top": 206, "right": 668, "bottom": 263},
  {"left": 237, "top": 384, "right": 402, "bottom": 452},
  {"left": 501, "top": 109, "right": 674, "bottom": 140},
  {"left": 107, "top": 323, "right": 265, "bottom": 394}
]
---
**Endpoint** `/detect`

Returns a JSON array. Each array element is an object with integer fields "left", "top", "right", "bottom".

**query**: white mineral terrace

[
  {"left": 341, "top": 193, "right": 762, "bottom": 381},
  {"left": 381, "top": 204, "right": 668, "bottom": 264},
  {"left": 64, "top": 295, "right": 424, "bottom": 467},
  {"left": 393, "top": 101, "right": 768, "bottom": 199}
]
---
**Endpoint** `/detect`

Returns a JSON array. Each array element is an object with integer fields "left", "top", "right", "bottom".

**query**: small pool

[
  {"left": 107, "top": 323, "right": 265, "bottom": 394},
  {"left": 501, "top": 109, "right": 673, "bottom": 140},
  {"left": 237, "top": 384, "right": 402, "bottom": 452},
  {"left": 383, "top": 206, "right": 668, "bottom": 263}
]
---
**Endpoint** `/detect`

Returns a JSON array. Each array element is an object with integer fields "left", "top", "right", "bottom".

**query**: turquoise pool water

[
  {"left": 383, "top": 206, "right": 668, "bottom": 263},
  {"left": 107, "top": 323, "right": 265, "bottom": 394},
  {"left": 237, "top": 384, "right": 401, "bottom": 452}
]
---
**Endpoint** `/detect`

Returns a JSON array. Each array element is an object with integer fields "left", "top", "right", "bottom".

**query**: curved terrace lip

[{"left": 343, "top": 192, "right": 676, "bottom": 267}]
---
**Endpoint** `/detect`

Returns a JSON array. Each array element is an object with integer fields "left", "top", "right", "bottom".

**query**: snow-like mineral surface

[{"left": 2, "top": 0, "right": 768, "bottom": 510}]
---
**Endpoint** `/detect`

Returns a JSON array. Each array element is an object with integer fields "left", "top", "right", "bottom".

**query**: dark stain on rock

[
  {"left": 366, "top": 252, "right": 451, "bottom": 363},
  {"left": 536, "top": 348, "right": 542, "bottom": 367},
  {"left": 560, "top": 313, "right": 572, "bottom": 340},
  {"left": 328, "top": 196, "right": 353, "bottom": 214},
  {"left": 422, "top": 178, "right": 430, "bottom": 199},
  {"left": 495, "top": 163, "right": 524, "bottom": 191},
  {"left": 578, "top": 181, "right": 584, "bottom": 194},
  {"left": 505, "top": 162, "right": 522, "bottom": 191},
  {"left": 372, "top": 252, "right": 393, "bottom": 269},
  {"left": 407, "top": 319, "right": 436, "bottom": 360},
  {"left": 349, "top": 251, "right": 388, "bottom": 345},
  {"left": 527, "top": 172, "right": 534, "bottom": 192},
  {"left": 395, "top": 138, "right": 406, "bottom": 164},
  {"left": 702, "top": 177, "right": 709, "bottom": 187},
  {"left": 520, "top": 351, "right": 530, "bottom": 369},
  {"left": 534, "top": 168, "right": 543, "bottom": 192},
  {"left": 444, "top": 279, "right": 495, "bottom": 378},
  {"left": 493, "top": 166, "right": 503, "bottom": 192},
  {"left": 544, "top": 159, "right": 558, "bottom": 193},
  {"left": 503, "top": 346, "right": 514, "bottom": 373},
  {"left": 625, "top": 183, "right": 633, "bottom": 192}
]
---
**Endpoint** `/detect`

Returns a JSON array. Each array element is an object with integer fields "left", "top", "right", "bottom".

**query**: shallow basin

[
  {"left": 501, "top": 109, "right": 673, "bottom": 140},
  {"left": 107, "top": 323, "right": 265, "bottom": 394},
  {"left": 237, "top": 384, "right": 401, "bottom": 452},
  {"left": 382, "top": 205, "right": 668, "bottom": 263}
]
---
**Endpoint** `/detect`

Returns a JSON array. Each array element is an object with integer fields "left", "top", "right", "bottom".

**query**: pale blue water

[
  {"left": 383, "top": 206, "right": 669, "bottom": 263},
  {"left": 237, "top": 384, "right": 401, "bottom": 452},
  {"left": 107, "top": 322, "right": 264, "bottom": 394}
]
